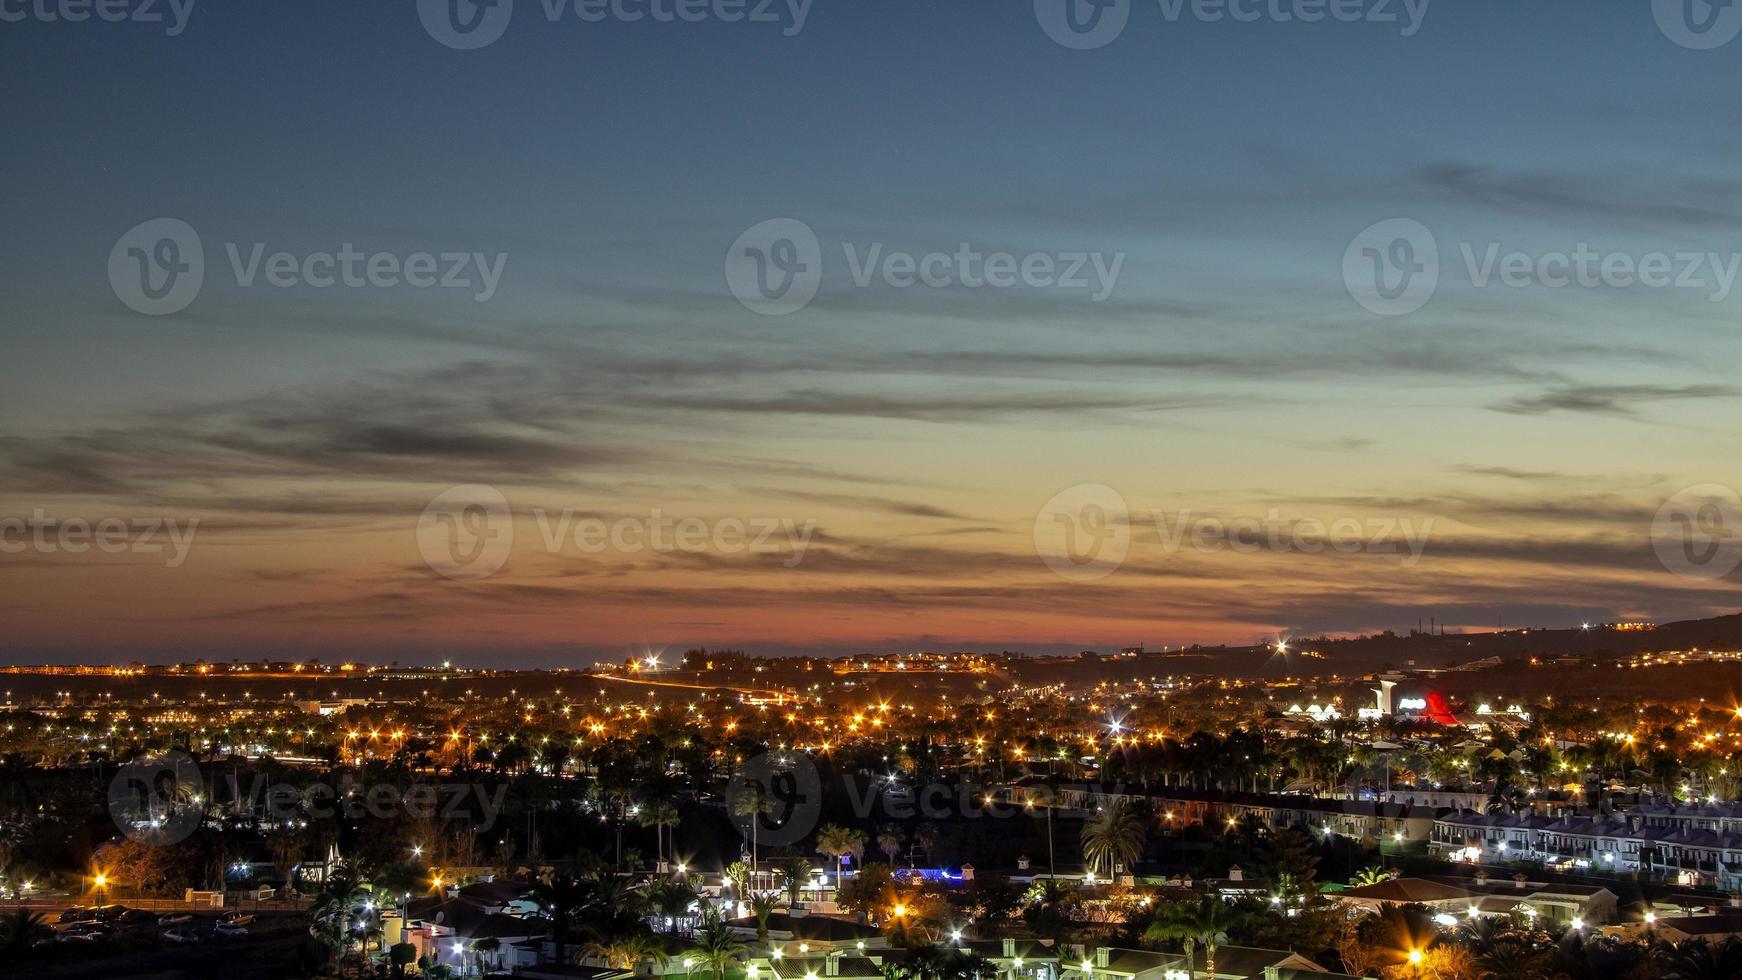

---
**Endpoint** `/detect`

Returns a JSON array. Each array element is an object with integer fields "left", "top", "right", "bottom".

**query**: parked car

[
  {"left": 57, "top": 907, "right": 96, "bottom": 923},
  {"left": 213, "top": 921, "right": 249, "bottom": 938},
  {"left": 162, "top": 927, "right": 201, "bottom": 944},
  {"left": 158, "top": 912, "right": 193, "bottom": 926},
  {"left": 119, "top": 908, "right": 157, "bottom": 926},
  {"left": 218, "top": 911, "right": 255, "bottom": 926}
]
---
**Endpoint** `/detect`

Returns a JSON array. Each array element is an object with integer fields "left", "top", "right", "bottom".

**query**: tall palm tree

[
  {"left": 816, "top": 823, "right": 866, "bottom": 888},
  {"left": 1144, "top": 896, "right": 1234, "bottom": 979},
  {"left": 1024, "top": 785, "right": 1058, "bottom": 878},
  {"left": 1080, "top": 800, "right": 1144, "bottom": 878},
  {"left": 641, "top": 799, "right": 682, "bottom": 865},
  {"left": 731, "top": 782, "right": 774, "bottom": 875}
]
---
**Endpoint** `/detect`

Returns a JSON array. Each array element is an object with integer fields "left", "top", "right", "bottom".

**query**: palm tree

[
  {"left": 1658, "top": 937, "right": 1742, "bottom": 980},
  {"left": 648, "top": 878, "right": 699, "bottom": 936},
  {"left": 641, "top": 799, "right": 682, "bottom": 866},
  {"left": 583, "top": 932, "right": 664, "bottom": 971},
  {"left": 687, "top": 910, "right": 747, "bottom": 980},
  {"left": 1021, "top": 878, "right": 1077, "bottom": 942},
  {"left": 816, "top": 823, "right": 866, "bottom": 889},
  {"left": 1080, "top": 800, "right": 1145, "bottom": 879},
  {"left": 1144, "top": 896, "right": 1235, "bottom": 979},
  {"left": 1349, "top": 866, "right": 1391, "bottom": 887},
  {"left": 1024, "top": 784, "right": 1059, "bottom": 879},
  {"left": 749, "top": 891, "right": 782, "bottom": 950},
  {"left": 531, "top": 873, "right": 588, "bottom": 965},
  {"left": 2, "top": 907, "right": 44, "bottom": 953},
  {"left": 266, "top": 826, "right": 302, "bottom": 888},
  {"left": 877, "top": 824, "right": 904, "bottom": 865},
  {"left": 778, "top": 854, "right": 809, "bottom": 907},
  {"left": 731, "top": 782, "right": 775, "bottom": 875},
  {"left": 887, "top": 942, "right": 998, "bottom": 980}
]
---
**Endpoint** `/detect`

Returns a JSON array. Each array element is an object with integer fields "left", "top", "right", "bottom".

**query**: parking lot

[{"left": 2, "top": 902, "right": 314, "bottom": 979}]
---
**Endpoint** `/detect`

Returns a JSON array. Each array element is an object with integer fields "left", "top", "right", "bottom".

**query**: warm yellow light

[{"left": 1408, "top": 950, "right": 1423, "bottom": 965}]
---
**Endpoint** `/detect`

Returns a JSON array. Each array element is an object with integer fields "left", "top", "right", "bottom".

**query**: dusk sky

[{"left": 3, "top": 0, "right": 1741, "bottom": 664}]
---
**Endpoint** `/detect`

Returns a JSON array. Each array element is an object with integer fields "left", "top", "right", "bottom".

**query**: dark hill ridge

[{"left": 1020, "top": 612, "right": 1742, "bottom": 683}]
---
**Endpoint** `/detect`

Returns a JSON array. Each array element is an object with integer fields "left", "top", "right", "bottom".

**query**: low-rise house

[
  {"left": 1433, "top": 807, "right": 1742, "bottom": 889},
  {"left": 1332, "top": 873, "right": 1616, "bottom": 926},
  {"left": 1059, "top": 944, "right": 1365, "bottom": 980}
]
